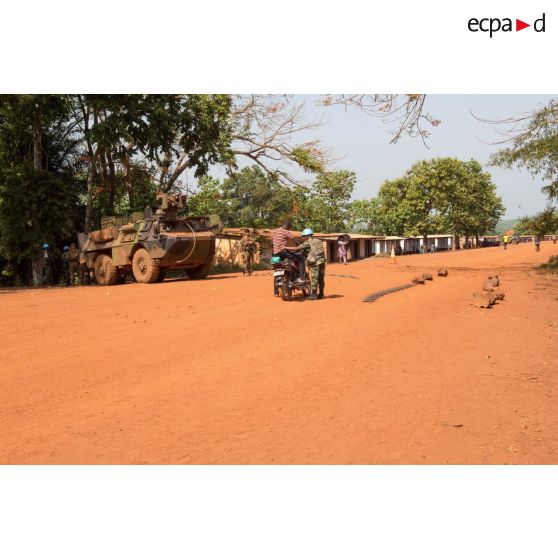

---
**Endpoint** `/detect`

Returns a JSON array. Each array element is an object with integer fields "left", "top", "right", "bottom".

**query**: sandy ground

[{"left": 1, "top": 242, "right": 557, "bottom": 464}]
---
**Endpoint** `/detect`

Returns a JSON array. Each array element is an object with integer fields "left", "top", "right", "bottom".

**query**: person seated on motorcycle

[
  {"left": 297, "top": 228, "right": 326, "bottom": 300},
  {"left": 271, "top": 221, "right": 306, "bottom": 283}
]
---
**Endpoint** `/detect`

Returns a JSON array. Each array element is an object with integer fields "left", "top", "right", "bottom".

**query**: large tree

[
  {"left": 164, "top": 95, "right": 438, "bottom": 189},
  {"left": 301, "top": 170, "right": 356, "bottom": 233},
  {"left": 375, "top": 158, "right": 504, "bottom": 247},
  {"left": 485, "top": 98, "right": 558, "bottom": 201},
  {"left": 0, "top": 169, "right": 77, "bottom": 270},
  {"left": 187, "top": 166, "right": 306, "bottom": 229},
  {"left": 515, "top": 206, "right": 558, "bottom": 237},
  {"left": 376, "top": 166, "right": 447, "bottom": 243},
  {"left": 348, "top": 198, "right": 385, "bottom": 234},
  {"left": 0, "top": 95, "right": 76, "bottom": 284},
  {"left": 70, "top": 94, "right": 233, "bottom": 229},
  {"left": 437, "top": 159, "right": 505, "bottom": 246}
]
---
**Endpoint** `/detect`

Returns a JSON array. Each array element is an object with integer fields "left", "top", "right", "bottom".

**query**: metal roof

[{"left": 220, "top": 228, "right": 454, "bottom": 240}]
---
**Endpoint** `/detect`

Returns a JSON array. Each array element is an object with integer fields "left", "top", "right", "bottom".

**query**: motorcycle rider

[
  {"left": 271, "top": 221, "right": 306, "bottom": 284},
  {"left": 297, "top": 228, "right": 326, "bottom": 300}
]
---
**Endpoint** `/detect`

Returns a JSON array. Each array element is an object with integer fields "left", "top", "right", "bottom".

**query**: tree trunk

[
  {"left": 107, "top": 151, "right": 117, "bottom": 210},
  {"left": 31, "top": 258, "right": 43, "bottom": 286},
  {"left": 85, "top": 161, "right": 96, "bottom": 233},
  {"left": 122, "top": 154, "right": 134, "bottom": 210},
  {"left": 32, "top": 115, "right": 43, "bottom": 286},
  {"left": 475, "top": 233, "right": 480, "bottom": 248},
  {"left": 452, "top": 231, "right": 459, "bottom": 250},
  {"left": 33, "top": 124, "right": 42, "bottom": 171},
  {"left": 82, "top": 106, "right": 100, "bottom": 233}
]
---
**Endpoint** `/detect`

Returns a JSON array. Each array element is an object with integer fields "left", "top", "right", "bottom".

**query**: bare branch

[
  {"left": 472, "top": 100, "right": 558, "bottom": 146},
  {"left": 320, "top": 94, "right": 439, "bottom": 145},
  {"left": 230, "top": 95, "right": 335, "bottom": 185}
]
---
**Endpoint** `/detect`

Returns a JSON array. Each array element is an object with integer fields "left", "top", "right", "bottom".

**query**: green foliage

[
  {"left": 375, "top": 157, "right": 505, "bottom": 241},
  {"left": 0, "top": 95, "right": 72, "bottom": 167},
  {"left": 302, "top": 170, "right": 356, "bottom": 232},
  {"left": 440, "top": 159, "right": 505, "bottom": 238},
  {"left": 80, "top": 94, "right": 233, "bottom": 180},
  {"left": 374, "top": 178, "right": 411, "bottom": 235},
  {"left": 348, "top": 198, "right": 385, "bottom": 234},
  {"left": 188, "top": 168, "right": 358, "bottom": 233},
  {"left": 538, "top": 255, "right": 558, "bottom": 274},
  {"left": 515, "top": 207, "right": 558, "bottom": 237},
  {"left": 490, "top": 99, "right": 558, "bottom": 201},
  {"left": 188, "top": 166, "right": 300, "bottom": 229},
  {"left": 221, "top": 166, "right": 296, "bottom": 228},
  {"left": 0, "top": 94, "right": 237, "bottom": 283},
  {"left": 99, "top": 164, "right": 158, "bottom": 219},
  {"left": 0, "top": 167, "right": 77, "bottom": 263},
  {"left": 187, "top": 175, "right": 228, "bottom": 219},
  {"left": 291, "top": 146, "right": 325, "bottom": 173}
]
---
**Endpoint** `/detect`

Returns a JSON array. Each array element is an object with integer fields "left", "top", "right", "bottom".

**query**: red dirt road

[{"left": 1, "top": 243, "right": 557, "bottom": 464}]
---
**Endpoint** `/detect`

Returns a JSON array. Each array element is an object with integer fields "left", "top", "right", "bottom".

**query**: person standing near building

[
  {"left": 534, "top": 235, "right": 541, "bottom": 252},
  {"left": 298, "top": 228, "right": 326, "bottom": 300},
  {"left": 240, "top": 229, "right": 258, "bottom": 276},
  {"left": 502, "top": 234, "right": 509, "bottom": 250},
  {"left": 337, "top": 235, "right": 349, "bottom": 265}
]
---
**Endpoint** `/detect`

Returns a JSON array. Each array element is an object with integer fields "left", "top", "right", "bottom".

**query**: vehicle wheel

[
  {"left": 94, "top": 255, "right": 118, "bottom": 286},
  {"left": 132, "top": 248, "right": 160, "bottom": 283},
  {"left": 280, "top": 276, "right": 292, "bottom": 301},
  {"left": 188, "top": 262, "right": 211, "bottom": 280}
]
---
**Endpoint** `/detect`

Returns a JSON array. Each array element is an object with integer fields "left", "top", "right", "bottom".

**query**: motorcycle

[{"left": 271, "top": 252, "right": 311, "bottom": 301}]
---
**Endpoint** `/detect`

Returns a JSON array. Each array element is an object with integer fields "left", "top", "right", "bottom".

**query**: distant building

[{"left": 214, "top": 229, "right": 457, "bottom": 269}]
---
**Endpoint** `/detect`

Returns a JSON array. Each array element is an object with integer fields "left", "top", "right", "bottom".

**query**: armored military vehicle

[{"left": 79, "top": 193, "right": 217, "bottom": 285}]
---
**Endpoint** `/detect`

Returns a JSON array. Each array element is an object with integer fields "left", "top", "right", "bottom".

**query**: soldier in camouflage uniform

[
  {"left": 61, "top": 245, "right": 71, "bottom": 285},
  {"left": 67, "top": 243, "right": 80, "bottom": 285},
  {"left": 298, "top": 228, "right": 326, "bottom": 300},
  {"left": 42, "top": 243, "right": 53, "bottom": 286},
  {"left": 239, "top": 229, "right": 258, "bottom": 276}
]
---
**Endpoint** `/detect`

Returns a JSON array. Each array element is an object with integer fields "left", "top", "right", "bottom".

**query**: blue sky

[
  {"left": 190, "top": 95, "right": 555, "bottom": 220},
  {"left": 301, "top": 94, "right": 554, "bottom": 219}
]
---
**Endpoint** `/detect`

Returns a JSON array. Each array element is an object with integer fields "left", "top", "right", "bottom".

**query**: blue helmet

[
  {"left": 42, "top": 243, "right": 49, "bottom": 249},
  {"left": 302, "top": 228, "right": 314, "bottom": 236},
  {"left": 63, "top": 245, "right": 70, "bottom": 251}
]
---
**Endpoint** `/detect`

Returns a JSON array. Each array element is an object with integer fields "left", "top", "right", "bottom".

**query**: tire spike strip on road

[{"left": 362, "top": 282, "right": 417, "bottom": 302}]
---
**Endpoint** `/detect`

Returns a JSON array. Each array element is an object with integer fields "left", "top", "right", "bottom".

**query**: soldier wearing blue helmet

[
  {"left": 42, "top": 243, "right": 53, "bottom": 285},
  {"left": 298, "top": 228, "right": 326, "bottom": 300}
]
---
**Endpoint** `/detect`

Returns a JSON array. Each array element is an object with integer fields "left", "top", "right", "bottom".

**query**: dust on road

[{"left": 1, "top": 243, "right": 557, "bottom": 463}]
